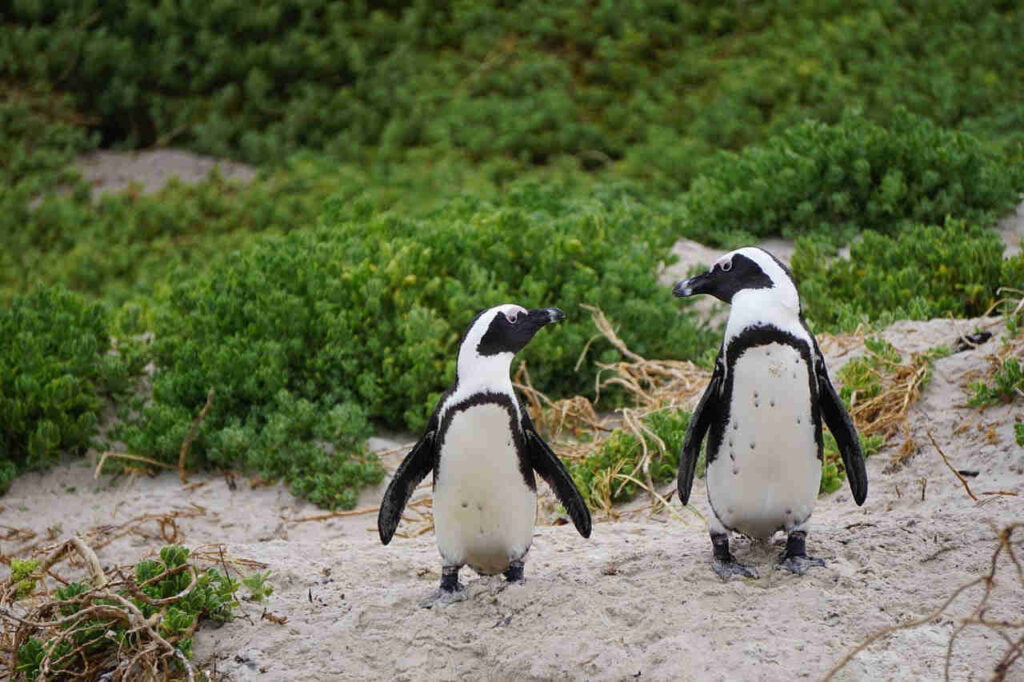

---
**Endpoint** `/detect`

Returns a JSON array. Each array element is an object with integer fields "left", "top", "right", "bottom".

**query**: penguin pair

[{"left": 379, "top": 248, "right": 867, "bottom": 598}]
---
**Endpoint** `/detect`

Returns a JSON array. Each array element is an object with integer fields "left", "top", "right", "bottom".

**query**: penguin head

[
  {"left": 456, "top": 304, "right": 565, "bottom": 383},
  {"left": 673, "top": 247, "right": 799, "bottom": 310}
]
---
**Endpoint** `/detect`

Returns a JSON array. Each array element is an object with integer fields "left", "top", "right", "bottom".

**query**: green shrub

[
  {"left": 4, "top": 1, "right": 1023, "bottom": 176},
  {"left": 793, "top": 220, "right": 1024, "bottom": 331},
  {"left": 14, "top": 545, "right": 243, "bottom": 679},
  {"left": 116, "top": 187, "right": 712, "bottom": 507},
  {"left": 678, "top": 110, "right": 1021, "bottom": 246},
  {"left": 568, "top": 409, "right": 690, "bottom": 510},
  {"left": 969, "top": 358, "right": 1024, "bottom": 408},
  {"left": 0, "top": 287, "right": 142, "bottom": 492}
]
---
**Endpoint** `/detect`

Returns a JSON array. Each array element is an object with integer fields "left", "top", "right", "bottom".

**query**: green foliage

[
  {"left": 969, "top": 358, "right": 1024, "bottom": 408},
  {"left": 242, "top": 571, "right": 274, "bottom": 603},
  {"left": 568, "top": 410, "right": 690, "bottom": 510},
  {"left": 793, "top": 220, "right": 1024, "bottom": 331},
  {"left": 14, "top": 545, "right": 244, "bottom": 680},
  {"left": 4, "top": 1, "right": 1023, "bottom": 178},
  {"left": 835, "top": 337, "right": 902, "bottom": 403},
  {"left": 10, "top": 559, "right": 41, "bottom": 600},
  {"left": 1014, "top": 422, "right": 1024, "bottom": 447},
  {"left": 117, "top": 186, "right": 710, "bottom": 482},
  {"left": 820, "top": 431, "right": 882, "bottom": 495},
  {"left": 0, "top": 287, "right": 143, "bottom": 492},
  {"left": 679, "top": 110, "right": 1020, "bottom": 246},
  {"left": 3, "top": 1, "right": 1024, "bottom": 510}
]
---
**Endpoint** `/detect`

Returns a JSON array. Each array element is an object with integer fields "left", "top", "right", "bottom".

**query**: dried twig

[
  {"left": 924, "top": 428, "right": 978, "bottom": 502},
  {"left": 824, "top": 523, "right": 1023, "bottom": 681},
  {"left": 94, "top": 451, "right": 176, "bottom": 478},
  {"left": 179, "top": 387, "right": 215, "bottom": 484}
]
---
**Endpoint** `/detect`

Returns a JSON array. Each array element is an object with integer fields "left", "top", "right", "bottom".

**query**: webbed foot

[
  {"left": 712, "top": 557, "right": 759, "bottom": 580},
  {"left": 777, "top": 530, "right": 825, "bottom": 575},
  {"left": 418, "top": 585, "right": 468, "bottom": 608},
  {"left": 419, "top": 565, "right": 467, "bottom": 608},
  {"left": 777, "top": 554, "right": 826, "bottom": 575},
  {"left": 710, "top": 532, "right": 759, "bottom": 580},
  {"left": 504, "top": 560, "right": 525, "bottom": 584}
]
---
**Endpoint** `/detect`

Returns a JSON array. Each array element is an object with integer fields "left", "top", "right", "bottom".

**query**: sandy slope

[{"left": 2, "top": 318, "right": 1021, "bottom": 680}]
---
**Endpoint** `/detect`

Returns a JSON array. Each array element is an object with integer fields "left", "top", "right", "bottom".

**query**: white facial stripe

[
  {"left": 495, "top": 304, "right": 528, "bottom": 324},
  {"left": 720, "top": 247, "right": 804, "bottom": 343},
  {"left": 731, "top": 247, "right": 791, "bottom": 289},
  {"left": 446, "top": 304, "right": 527, "bottom": 417}
]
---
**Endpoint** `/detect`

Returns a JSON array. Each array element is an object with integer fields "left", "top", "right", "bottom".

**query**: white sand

[
  {"left": 78, "top": 149, "right": 256, "bottom": 196},
  {"left": 1, "top": 317, "right": 1021, "bottom": 680}
]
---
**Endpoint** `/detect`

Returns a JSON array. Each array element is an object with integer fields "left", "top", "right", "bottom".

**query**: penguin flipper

[
  {"left": 813, "top": 346, "right": 868, "bottom": 506},
  {"left": 377, "top": 427, "right": 437, "bottom": 545},
  {"left": 521, "top": 412, "right": 592, "bottom": 538},
  {"left": 678, "top": 355, "right": 723, "bottom": 506}
]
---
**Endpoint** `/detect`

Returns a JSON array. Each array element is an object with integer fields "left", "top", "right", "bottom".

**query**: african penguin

[
  {"left": 378, "top": 304, "right": 591, "bottom": 606},
  {"left": 672, "top": 247, "right": 867, "bottom": 579}
]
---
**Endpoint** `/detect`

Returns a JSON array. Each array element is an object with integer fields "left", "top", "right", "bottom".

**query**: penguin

[
  {"left": 672, "top": 247, "right": 867, "bottom": 579},
  {"left": 378, "top": 304, "right": 592, "bottom": 605}
]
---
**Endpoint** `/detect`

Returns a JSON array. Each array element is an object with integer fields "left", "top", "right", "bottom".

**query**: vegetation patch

[
  {"left": 0, "top": 287, "right": 144, "bottom": 494},
  {"left": 0, "top": 540, "right": 267, "bottom": 681},
  {"left": 566, "top": 409, "right": 690, "bottom": 514},
  {"left": 679, "top": 110, "right": 1021, "bottom": 247},
  {"left": 793, "top": 220, "right": 1024, "bottom": 331}
]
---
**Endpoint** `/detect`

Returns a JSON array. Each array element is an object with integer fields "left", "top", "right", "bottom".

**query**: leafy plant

[
  {"left": 112, "top": 185, "right": 712, "bottom": 507},
  {"left": 678, "top": 110, "right": 1020, "bottom": 246},
  {"left": 969, "top": 358, "right": 1024, "bottom": 408},
  {"left": 568, "top": 409, "right": 690, "bottom": 510},
  {"left": 793, "top": 220, "right": 1024, "bottom": 331},
  {"left": 242, "top": 571, "right": 275, "bottom": 603},
  {"left": 0, "top": 287, "right": 143, "bottom": 493},
  {"left": 10, "top": 545, "right": 246, "bottom": 680},
  {"left": 9, "top": 560, "right": 41, "bottom": 601},
  {"left": 4, "top": 0, "right": 1023, "bottom": 177}
]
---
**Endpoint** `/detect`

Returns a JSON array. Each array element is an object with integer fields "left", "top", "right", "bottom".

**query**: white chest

[
  {"left": 433, "top": 402, "right": 536, "bottom": 573},
  {"left": 707, "top": 343, "right": 821, "bottom": 539}
]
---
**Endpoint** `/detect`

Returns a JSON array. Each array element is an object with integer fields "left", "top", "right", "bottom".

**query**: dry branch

[
  {"left": 824, "top": 523, "right": 1024, "bottom": 681},
  {"left": 179, "top": 387, "right": 215, "bottom": 484}
]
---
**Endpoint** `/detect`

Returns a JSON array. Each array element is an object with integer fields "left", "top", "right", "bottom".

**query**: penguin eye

[
  {"left": 505, "top": 311, "right": 520, "bottom": 324},
  {"left": 721, "top": 260, "right": 733, "bottom": 272}
]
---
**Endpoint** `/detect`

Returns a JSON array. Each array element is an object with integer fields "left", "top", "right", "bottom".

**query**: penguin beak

[
  {"left": 529, "top": 308, "right": 565, "bottom": 325},
  {"left": 673, "top": 272, "right": 711, "bottom": 298}
]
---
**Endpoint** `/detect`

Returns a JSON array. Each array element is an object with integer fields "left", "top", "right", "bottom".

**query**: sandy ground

[
  {"left": 78, "top": 149, "right": 256, "bottom": 196},
  {"left": 1, "top": 317, "right": 1021, "bottom": 681},
  {"left": 5, "top": 154, "right": 1022, "bottom": 678}
]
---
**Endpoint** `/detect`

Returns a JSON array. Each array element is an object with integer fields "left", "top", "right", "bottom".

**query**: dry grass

[
  {"left": 0, "top": 508, "right": 265, "bottom": 681},
  {"left": 515, "top": 306, "right": 711, "bottom": 517}
]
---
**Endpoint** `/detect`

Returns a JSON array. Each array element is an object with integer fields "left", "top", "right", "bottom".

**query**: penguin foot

[
  {"left": 710, "top": 532, "right": 758, "bottom": 580},
  {"left": 418, "top": 585, "right": 468, "bottom": 609},
  {"left": 504, "top": 560, "right": 525, "bottom": 584},
  {"left": 712, "top": 558, "right": 759, "bottom": 581},
  {"left": 777, "top": 554, "right": 825, "bottom": 575}
]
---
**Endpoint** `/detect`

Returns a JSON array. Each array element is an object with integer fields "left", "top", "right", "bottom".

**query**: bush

[
  {"left": 0, "top": 287, "right": 142, "bottom": 493},
  {"left": 678, "top": 110, "right": 1020, "bottom": 246},
  {"left": 568, "top": 409, "right": 690, "bottom": 510},
  {"left": 114, "top": 186, "right": 712, "bottom": 506},
  {"left": 792, "top": 220, "right": 1024, "bottom": 330},
  {"left": 11, "top": 545, "right": 246, "bottom": 679},
  {"left": 969, "top": 358, "right": 1024, "bottom": 408},
  {"left": 4, "top": 1, "right": 1023, "bottom": 176}
]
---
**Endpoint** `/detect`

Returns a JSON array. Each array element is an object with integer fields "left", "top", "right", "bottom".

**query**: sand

[
  {"left": 77, "top": 149, "right": 256, "bottom": 196},
  {"left": 1, "top": 317, "right": 1021, "bottom": 681}
]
